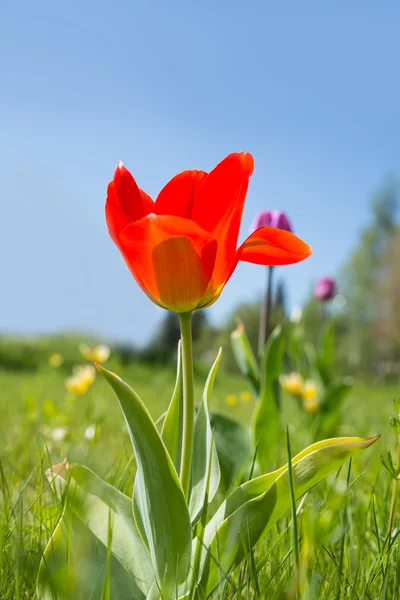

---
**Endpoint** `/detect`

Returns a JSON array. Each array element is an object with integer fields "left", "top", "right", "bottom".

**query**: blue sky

[{"left": 1, "top": 1, "right": 399, "bottom": 344}]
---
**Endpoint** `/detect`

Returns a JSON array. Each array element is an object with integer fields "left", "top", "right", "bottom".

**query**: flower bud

[
  {"left": 231, "top": 320, "right": 261, "bottom": 393},
  {"left": 250, "top": 210, "right": 292, "bottom": 233},
  {"left": 280, "top": 372, "right": 304, "bottom": 396},
  {"left": 314, "top": 277, "right": 336, "bottom": 302}
]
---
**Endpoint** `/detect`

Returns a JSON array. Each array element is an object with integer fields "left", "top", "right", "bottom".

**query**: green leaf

[
  {"left": 200, "top": 435, "right": 380, "bottom": 595},
  {"left": 210, "top": 412, "right": 251, "bottom": 492},
  {"left": 161, "top": 341, "right": 184, "bottom": 472},
  {"left": 189, "top": 349, "right": 222, "bottom": 524},
  {"left": 389, "top": 416, "right": 400, "bottom": 436},
  {"left": 381, "top": 451, "right": 398, "bottom": 479},
  {"left": 305, "top": 341, "right": 331, "bottom": 388},
  {"left": 254, "top": 326, "right": 285, "bottom": 471},
  {"left": 37, "top": 462, "right": 154, "bottom": 600},
  {"left": 97, "top": 365, "right": 192, "bottom": 596},
  {"left": 322, "top": 381, "right": 352, "bottom": 413},
  {"left": 231, "top": 320, "right": 260, "bottom": 394}
]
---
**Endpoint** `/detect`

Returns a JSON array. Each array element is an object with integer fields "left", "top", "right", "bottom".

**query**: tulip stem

[
  {"left": 258, "top": 266, "right": 274, "bottom": 357},
  {"left": 179, "top": 311, "right": 195, "bottom": 498}
]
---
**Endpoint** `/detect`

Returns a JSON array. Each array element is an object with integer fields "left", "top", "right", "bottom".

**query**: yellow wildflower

[
  {"left": 65, "top": 375, "right": 90, "bottom": 395},
  {"left": 302, "top": 395, "right": 321, "bottom": 414},
  {"left": 240, "top": 391, "right": 252, "bottom": 403},
  {"left": 79, "top": 343, "right": 110, "bottom": 363},
  {"left": 225, "top": 394, "right": 237, "bottom": 406},
  {"left": 65, "top": 365, "right": 96, "bottom": 394},
  {"left": 48, "top": 353, "right": 64, "bottom": 368},
  {"left": 302, "top": 380, "right": 318, "bottom": 400},
  {"left": 73, "top": 364, "right": 96, "bottom": 386},
  {"left": 302, "top": 380, "right": 320, "bottom": 414},
  {"left": 280, "top": 372, "right": 304, "bottom": 396}
]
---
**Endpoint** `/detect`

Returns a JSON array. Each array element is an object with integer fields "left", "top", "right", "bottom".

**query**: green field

[{"left": 1, "top": 361, "right": 399, "bottom": 599}]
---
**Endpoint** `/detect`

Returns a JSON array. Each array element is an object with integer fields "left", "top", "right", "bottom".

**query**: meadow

[{"left": 1, "top": 355, "right": 399, "bottom": 599}]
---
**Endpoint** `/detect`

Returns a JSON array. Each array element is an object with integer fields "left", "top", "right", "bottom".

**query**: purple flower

[
  {"left": 251, "top": 210, "right": 292, "bottom": 233},
  {"left": 314, "top": 277, "right": 336, "bottom": 302}
]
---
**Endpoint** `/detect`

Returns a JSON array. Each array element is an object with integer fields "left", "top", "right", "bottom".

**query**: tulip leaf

[
  {"left": 161, "top": 340, "right": 184, "bottom": 472},
  {"left": 97, "top": 365, "right": 192, "bottom": 595},
  {"left": 316, "top": 381, "right": 353, "bottom": 437},
  {"left": 231, "top": 320, "right": 260, "bottom": 394},
  {"left": 200, "top": 435, "right": 379, "bottom": 595},
  {"left": 189, "top": 349, "right": 222, "bottom": 524},
  {"left": 322, "top": 381, "right": 352, "bottom": 413},
  {"left": 254, "top": 326, "right": 285, "bottom": 471},
  {"left": 210, "top": 412, "right": 251, "bottom": 492},
  {"left": 37, "top": 462, "right": 154, "bottom": 600}
]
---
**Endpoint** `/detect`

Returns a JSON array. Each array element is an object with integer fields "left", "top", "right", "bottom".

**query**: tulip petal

[
  {"left": 119, "top": 215, "right": 217, "bottom": 312},
  {"left": 155, "top": 170, "right": 208, "bottom": 218},
  {"left": 113, "top": 162, "right": 154, "bottom": 222},
  {"left": 191, "top": 153, "right": 254, "bottom": 298},
  {"left": 238, "top": 227, "right": 312, "bottom": 266},
  {"left": 192, "top": 152, "right": 254, "bottom": 236},
  {"left": 105, "top": 181, "right": 131, "bottom": 244},
  {"left": 106, "top": 164, "right": 154, "bottom": 244}
]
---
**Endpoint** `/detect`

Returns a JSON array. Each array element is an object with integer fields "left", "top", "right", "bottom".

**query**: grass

[{"left": 0, "top": 358, "right": 399, "bottom": 599}]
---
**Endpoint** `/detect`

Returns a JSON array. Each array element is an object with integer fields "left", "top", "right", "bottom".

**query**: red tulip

[{"left": 106, "top": 152, "right": 312, "bottom": 312}]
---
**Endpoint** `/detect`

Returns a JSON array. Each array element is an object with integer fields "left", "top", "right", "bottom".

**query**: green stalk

[
  {"left": 179, "top": 311, "right": 195, "bottom": 498},
  {"left": 258, "top": 266, "right": 274, "bottom": 357}
]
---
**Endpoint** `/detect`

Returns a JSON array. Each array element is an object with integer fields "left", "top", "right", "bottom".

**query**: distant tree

[
  {"left": 338, "top": 177, "right": 397, "bottom": 373},
  {"left": 149, "top": 309, "right": 209, "bottom": 361},
  {"left": 301, "top": 292, "right": 324, "bottom": 347},
  {"left": 192, "top": 310, "right": 208, "bottom": 343},
  {"left": 274, "top": 279, "right": 287, "bottom": 326},
  {"left": 373, "top": 227, "right": 400, "bottom": 374},
  {"left": 158, "top": 311, "right": 181, "bottom": 351}
]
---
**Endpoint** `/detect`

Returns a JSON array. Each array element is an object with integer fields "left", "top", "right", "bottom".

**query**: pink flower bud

[
  {"left": 314, "top": 277, "right": 336, "bottom": 302},
  {"left": 251, "top": 210, "right": 292, "bottom": 233}
]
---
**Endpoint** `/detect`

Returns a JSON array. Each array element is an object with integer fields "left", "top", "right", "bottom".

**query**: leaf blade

[
  {"left": 37, "top": 462, "right": 154, "bottom": 600},
  {"left": 189, "top": 349, "right": 222, "bottom": 524},
  {"left": 231, "top": 320, "right": 260, "bottom": 394},
  {"left": 97, "top": 365, "right": 192, "bottom": 595},
  {"left": 161, "top": 340, "right": 184, "bottom": 472},
  {"left": 254, "top": 326, "right": 285, "bottom": 471},
  {"left": 210, "top": 412, "right": 251, "bottom": 492},
  {"left": 201, "top": 435, "right": 379, "bottom": 595}
]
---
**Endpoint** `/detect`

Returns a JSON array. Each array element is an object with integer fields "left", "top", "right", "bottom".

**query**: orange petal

[
  {"left": 105, "top": 180, "right": 130, "bottom": 245},
  {"left": 155, "top": 170, "right": 208, "bottom": 218},
  {"left": 238, "top": 227, "right": 312, "bottom": 266},
  {"left": 113, "top": 162, "right": 154, "bottom": 222},
  {"left": 119, "top": 215, "right": 217, "bottom": 312},
  {"left": 192, "top": 152, "right": 254, "bottom": 295},
  {"left": 192, "top": 152, "right": 254, "bottom": 236}
]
